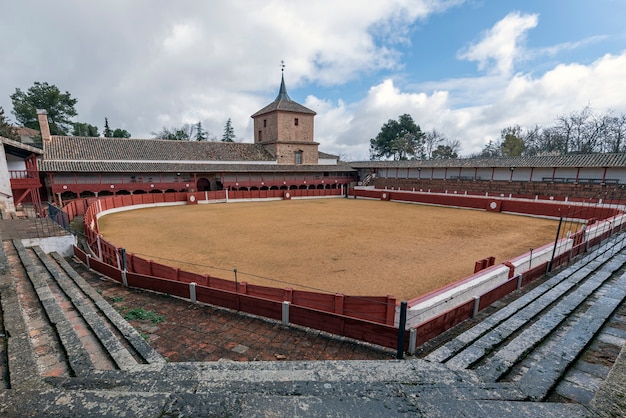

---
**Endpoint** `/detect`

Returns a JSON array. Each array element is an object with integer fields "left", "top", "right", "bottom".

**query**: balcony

[{"left": 9, "top": 170, "right": 41, "bottom": 189}]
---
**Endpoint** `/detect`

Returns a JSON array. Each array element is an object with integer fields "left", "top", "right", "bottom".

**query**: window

[
  {"left": 263, "top": 119, "right": 267, "bottom": 127},
  {"left": 295, "top": 151, "right": 303, "bottom": 165},
  {"left": 294, "top": 118, "right": 299, "bottom": 126},
  {"left": 258, "top": 130, "right": 262, "bottom": 142}
]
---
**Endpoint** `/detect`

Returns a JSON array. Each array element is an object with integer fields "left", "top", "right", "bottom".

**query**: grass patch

[
  {"left": 123, "top": 307, "right": 164, "bottom": 324},
  {"left": 111, "top": 296, "right": 124, "bottom": 303}
]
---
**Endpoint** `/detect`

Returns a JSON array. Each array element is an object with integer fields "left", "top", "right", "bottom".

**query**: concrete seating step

[
  {"left": 31, "top": 246, "right": 139, "bottom": 371},
  {"left": 425, "top": 235, "right": 626, "bottom": 364},
  {"left": 49, "top": 252, "right": 164, "bottom": 366},
  {"left": 446, "top": 250, "right": 626, "bottom": 372},
  {"left": 0, "top": 380, "right": 586, "bottom": 417},
  {"left": 11, "top": 240, "right": 95, "bottom": 376},
  {"left": 473, "top": 252, "right": 626, "bottom": 378},
  {"left": 42, "top": 250, "right": 165, "bottom": 368},
  {"left": 64, "top": 358, "right": 479, "bottom": 390},
  {"left": 0, "top": 243, "right": 40, "bottom": 389},
  {"left": 516, "top": 271, "right": 626, "bottom": 400}
]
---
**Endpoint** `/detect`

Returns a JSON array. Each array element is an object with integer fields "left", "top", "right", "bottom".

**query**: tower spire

[{"left": 275, "top": 60, "right": 292, "bottom": 102}]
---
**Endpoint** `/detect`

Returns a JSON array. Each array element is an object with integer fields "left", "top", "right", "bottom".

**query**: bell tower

[{"left": 251, "top": 64, "right": 318, "bottom": 164}]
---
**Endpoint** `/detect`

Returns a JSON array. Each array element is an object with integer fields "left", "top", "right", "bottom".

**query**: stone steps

[
  {"left": 0, "top": 379, "right": 589, "bottom": 417},
  {"left": 425, "top": 237, "right": 623, "bottom": 364},
  {"left": 6, "top": 240, "right": 163, "bottom": 380},
  {"left": 1, "top": 232, "right": 624, "bottom": 416},
  {"left": 3, "top": 240, "right": 72, "bottom": 383},
  {"left": 45, "top": 250, "right": 164, "bottom": 367},
  {"left": 422, "top": 234, "right": 626, "bottom": 402},
  {"left": 0, "top": 241, "right": 41, "bottom": 389},
  {"left": 12, "top": 240, "right": 100, "bottom": 375}
]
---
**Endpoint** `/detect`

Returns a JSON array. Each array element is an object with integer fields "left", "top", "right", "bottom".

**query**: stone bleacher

[{"left": 0, "top": 229, "right": 625, "bottom": 416}]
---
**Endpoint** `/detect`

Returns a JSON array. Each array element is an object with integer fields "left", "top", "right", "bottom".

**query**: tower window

[
  {"left": 263, "top": 119, "right": 267, "bottom": 127},
  {"left": 294, "top": 118, "right": 299, "bottom": 126},
  {"left": 258, "top": 130, "right": 262, "bottom": 142},
  {"left": 295, "top": 151, "right": 303, "bottom": 165}
]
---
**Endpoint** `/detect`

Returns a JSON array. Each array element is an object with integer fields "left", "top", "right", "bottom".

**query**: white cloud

[
  {"left": 458, "top": 12, "right": 538, "bottom": 75},
  {"left": 1, "top": 1, "right": 624, "bottom": 162},
  {"left": 320, "top": 49, "right": 626, "bottom": 159}
]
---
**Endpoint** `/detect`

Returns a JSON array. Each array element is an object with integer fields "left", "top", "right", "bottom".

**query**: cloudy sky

[{"left": 1, "top": 0, "right": 625, "bottom": 160}]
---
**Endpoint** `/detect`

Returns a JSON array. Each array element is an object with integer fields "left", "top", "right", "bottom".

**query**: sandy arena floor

[{"left": 97, "top": 198, "right": 570, "bottom": 300}]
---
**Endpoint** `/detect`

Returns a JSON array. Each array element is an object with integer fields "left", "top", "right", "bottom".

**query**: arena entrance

[{"left": 197, "top": 178, "right": 211, "bottom": 191}]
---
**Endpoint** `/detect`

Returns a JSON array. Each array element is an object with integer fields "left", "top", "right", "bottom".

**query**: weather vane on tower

[{"left": 281, "top": 60, "right": 285, "bottom": 73}]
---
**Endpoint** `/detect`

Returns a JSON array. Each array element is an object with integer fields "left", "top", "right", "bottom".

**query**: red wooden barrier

[
  {"left": 479, "top": 277, "right": 518, "bottom": 310},
  {"left": 68, "top": 187, "right": 624, "bottom": 353},
  {"left": 413, "top": 299, "right": 475, "bottom": 346}
]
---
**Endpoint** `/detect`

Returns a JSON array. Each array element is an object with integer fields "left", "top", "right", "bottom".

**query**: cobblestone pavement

[{"left": 69, "top": 258, "right": 395, "bottom": 363}]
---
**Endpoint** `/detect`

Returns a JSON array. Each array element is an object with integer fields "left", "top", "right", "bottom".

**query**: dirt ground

[{"left": 97, "top": 198, "right": 572, "bottom": 301}]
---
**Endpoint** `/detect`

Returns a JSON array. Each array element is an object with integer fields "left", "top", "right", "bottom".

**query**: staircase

[{"left": 0, "top": 234, "right": 625, "bottom": 416}]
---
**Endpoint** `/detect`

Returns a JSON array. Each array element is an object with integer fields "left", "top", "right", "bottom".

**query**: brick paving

[{"left": 68, "top": 258, "right": 394, "bottom": 363}]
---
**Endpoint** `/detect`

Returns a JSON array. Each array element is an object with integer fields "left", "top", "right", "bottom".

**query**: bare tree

[
  {"left": 603, "top": 113, "right": 626, "bottom": 153},
  {"left": 424, "top": 129, "right": 445, "bottom": 159}
]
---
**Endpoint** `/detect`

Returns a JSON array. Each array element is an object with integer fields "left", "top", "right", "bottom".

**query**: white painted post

[
  {"left": 122, "top": 270, "right": 128, "bottom": 287},
  {"left": 225, "top": 189, "right": 229, "bottom": 202},
  {"left": 115, "top": 250, "right": 121, "bottom": 270},
  {"left": 189, "top": 282, "right": 197, "bottom": 303},
  {"left": 472, "top": 296, "right": 480, "bottom": 318},
  {"left": 282, "top": 301, "right": 290, "bottom": 325},
  {"left": 408, "top": 328, "right": 417, "bottom": 355},
  {"left": 96, "top": 235, "right": 103, "bottom": 261},
  {"left": 86, "top": 254, "right": 91, "bottom": 269}
]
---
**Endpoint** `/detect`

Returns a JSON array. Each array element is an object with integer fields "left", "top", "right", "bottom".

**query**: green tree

[
  {"left": 0, "top": 106, "right": 19, "bottom": 140},
  {"left": 72, "top": 122, "right": 99, "bottom": 137},
  {"left": 369, "top": 114, "right": 424, "bottom": 160},
  {"left": 10, "top": 82, "right": 78, "bottom": 135},
  {"left": 103, "top": 117, "right": 113, "bottom": 137},
  {"left": 221, "top": 118, "right": 235, "bottom": 142},
  {"left": 112, "top": 128, "right": 131, "bottom": 138},
  {"left": 152, "top": 125, "right": 193, "bottom": 140},
  {"left": 500, "top": 125, "right": 525, "bottom": 157},
  {"left": 194, "top": 121, "right": 208, "bottom": 141},
  {"left": 480, "top": 140, "right": 501, "bottom": 157},
  {"left": 432, "top": 144, "right": 458, "bottom": 159}
]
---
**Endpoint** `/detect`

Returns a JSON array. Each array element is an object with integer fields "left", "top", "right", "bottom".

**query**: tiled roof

[
  {"left": 251, "top": 75, "right": 316, "bottom": 117},
  {"left": 318, "top": 151, "right": 338, "bottom": 159},
  {"left": 349, "top": 154, "right": 626, "bottom": 169},
  {"left": 1, "top": 136, "right": 43, "bottom": 157},
  {"left": 15, "top": 126, "right": 40, "bottom": 136},
  {"left": 43, "top": 136, "right": 275, "bottom": 163},
  {"left": 40, "top": 160, "right": 354, "bottom": 173},
  {"left": 40, "top": 135, "right": 354, "bottom": 173}
]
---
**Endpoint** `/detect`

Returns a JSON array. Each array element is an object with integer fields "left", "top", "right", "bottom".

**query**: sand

[{"left": 97, "top": 198, "right": 570, "bottom": 300}]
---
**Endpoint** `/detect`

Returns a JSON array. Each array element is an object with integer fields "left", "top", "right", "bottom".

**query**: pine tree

[
  {"left": 194, "top": 121, "right": 208, "bottom": 141},
  {"left": 221, "top": 118, "right": 235, "bottom": 142},
  {"left": 103, "top": 117, "right": 113, "bottom": 137},
  {"left": 0, "top": 107, "right": 19, "bottom": 140}
]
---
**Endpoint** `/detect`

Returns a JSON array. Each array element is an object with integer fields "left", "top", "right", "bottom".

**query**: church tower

[{"left": 251, "top": 70, "right": 319, "bottom": 164}]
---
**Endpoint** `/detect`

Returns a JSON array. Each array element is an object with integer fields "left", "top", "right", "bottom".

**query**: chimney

[{"left": 36, "top": 109, "right": 51, "bottom": 142}]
